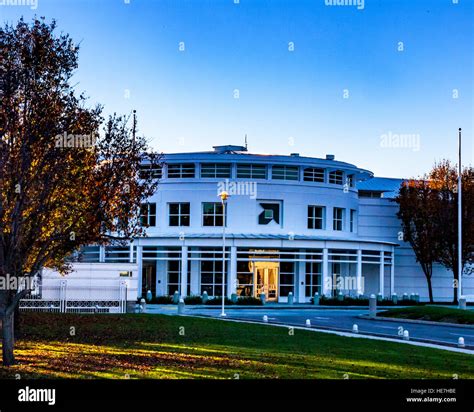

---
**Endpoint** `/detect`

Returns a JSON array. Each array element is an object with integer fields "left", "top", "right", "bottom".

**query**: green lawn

[
  {"left": 0, "top": 312, "right": 472, "bottom": 379},
  {"left": 379, "top": 306, "right": 474, "bottom": 325}
]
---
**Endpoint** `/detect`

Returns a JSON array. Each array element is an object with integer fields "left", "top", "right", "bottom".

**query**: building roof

[
  {"left": 357, "top": 177, "right": 405, "bottom": 198},
  {"left": 161, "top": 144, "right": 374, "bottom": 180}
]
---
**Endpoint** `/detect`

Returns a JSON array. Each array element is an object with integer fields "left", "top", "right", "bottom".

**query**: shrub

[
  {"left": 184, "top": 295, "right": 203, "bottom": 305},
  {"left": 138, "top": 295, "right": 173, "bottom": 304},
  {"left": 236, "top": 296, "right": 263, "bottom": 306},
  {"left": 205, "top": 297, "right": 234, "bottom": 305}
]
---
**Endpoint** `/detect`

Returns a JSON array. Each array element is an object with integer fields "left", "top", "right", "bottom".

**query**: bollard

[
  {"left": 260, "top": 292, "right": 266, "bottom": 305},
  {"left": 146, "top": 290, "right": 152, "bottom": 302},
  {"left": 391, "top": 293, "right": 398, "bottom": 305},
  {"left": 352, "top": 324, "right": 359, "bottom": 334},
  {"left": 140, "top": 298, "right": 146, "bottom": 313},
  {"left": 313, "top": 292, "right": 320, "bottom": 305},
  {"left": 288, "top": 292, "right": 294, "bottom": 305},
  {"left": 414, "top": 293, "right": 420, "bottom": 303},
  {"left": 410, "top": 292, "right": 416, "bottom": 302},
  {"left": 202, "top": 291, "right": 208, "bottom": 304},
  {"left": 305, "top": 319, "right": 311, "bottom": 327},
  {"left": 402, "top": 292, "right": 408, "bottom": 301},
  {"left": 458, "top": 337, "right": 465, "bottom": 348},
  {"left": 263, "top": 315, "right": 268, "bottom": 323},
  {"left": 403, "top": 330, "right": 409, "bottom": 341},
  {"left": 173, "top": 291, "right": 180, "bottom": 304},
  {"left": 178, "top": 298, "right": 185, "bottom": 314},
  {"left": 369, "top": 294, "right": 377, "bottom": 318},
  {"left": 459, "top": 297, "right": 467, "bottom": 310},
  {"left": 231, "top": 293, "right": 238, "bottom": 304},
  {"left": 377, "top": 293, "right": 383, "bottom": 303},
  {"left": 337, "top": 291, "right": 344, "bottom": 302}
]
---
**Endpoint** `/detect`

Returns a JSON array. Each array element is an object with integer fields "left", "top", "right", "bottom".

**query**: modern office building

[{"left": 36, "top": 144, "right": 472, "bottom": 309}]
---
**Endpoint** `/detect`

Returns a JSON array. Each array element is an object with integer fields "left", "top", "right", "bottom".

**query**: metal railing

[{"left": 19, "top": 280, "right": 128, "bottom": 314}]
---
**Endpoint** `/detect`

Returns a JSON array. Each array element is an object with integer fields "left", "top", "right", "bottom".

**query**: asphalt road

[{"left": 148, "top": 305, "right": 474, "bottom": 350}]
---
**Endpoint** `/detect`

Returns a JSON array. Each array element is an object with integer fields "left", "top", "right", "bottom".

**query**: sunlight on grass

[{"left": 1, "top": 313, "right": 472, "bottom": 379}]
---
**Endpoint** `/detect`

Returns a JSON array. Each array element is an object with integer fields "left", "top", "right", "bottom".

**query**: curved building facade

[{"left": 133, "top": 144, "right": 398, "bottom": 303}]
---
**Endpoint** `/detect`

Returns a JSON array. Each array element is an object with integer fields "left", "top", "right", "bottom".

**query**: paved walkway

[{"left": 146, "top": 305, "right": 474, "bottom": 351}]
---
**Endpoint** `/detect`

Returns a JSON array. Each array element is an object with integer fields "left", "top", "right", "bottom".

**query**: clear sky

[{"left": 1, "top": 0, "right": 472, "bottom": 178}]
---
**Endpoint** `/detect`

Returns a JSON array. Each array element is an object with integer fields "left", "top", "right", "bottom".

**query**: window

[
  {"left": 237, "top": 260, "right": 253, "bottom": 297},
  {"left": 308, "top": 206, "right": 325, "bottom": 229},
  {"left": 329, "top": 170, "right": 344, "bottom": 185},
  {"left": 303, "top": 167, "right": 325, "bottom": 183},
  {"left": 167, "top": 255, "right": 190, "bottom": 296},
  {"left": 169, "top": 203, "right": 190, "bottom": 226},
  {"left": 279, "top": 261, "right": 295, "bottom": 297},
  {"left": 236, "top": 164, "right": 266, "bottom": 179},
  {"left": 358, "top": 190, "right": 382, "bottom": 198},
  {"left": 258, "top": 202, "right": 281, "bottom": 225},
  {"left": 350, "top": 209, "right": 356, "bottom": 232},
  {"left": 200, "top": 249, "right": 227, "bottom": 296},
  {"left": 333, "top": 207, "right": 344, "bottom": 231},
  {"left": 202, "top": 202, "right": 225, "bottom": 226},
  {"left": 200, "top": 163, "right": 231, "bottom": 178},
  {"left": 139, "top": 164, "right": 162, "bottom": 179},
  {"left": 167, "top": 163, "right": 195, "bottom": 178},
  {"left": 140, "top": 203, "right": 156, "bottom": 227},
  {"left": 305, "top": 259, "right": 322, "bottom": 297},
  {"left": 271, "top": 165, "right": 299, "bottom": 181},
  {"left": 346, "top": 174, "right": 355, "bottom": 187}
]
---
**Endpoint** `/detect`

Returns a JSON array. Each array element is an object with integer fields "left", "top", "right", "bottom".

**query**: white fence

[{"left": 19, "top": 279, "right": 129, "bottom": 314}]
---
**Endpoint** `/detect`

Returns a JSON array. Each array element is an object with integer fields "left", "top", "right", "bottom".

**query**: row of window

[
  {"left": 140, "top": 202, "right": 357, "bottom": 232},
  {"left": 140, "top": 163, "right": 355, "bottom": 186}
]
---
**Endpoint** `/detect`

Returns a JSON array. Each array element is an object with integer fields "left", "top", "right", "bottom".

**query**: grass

[
  {"left": 379, "top": 306, "right": 474, "bottom": 325},
  {"left": 0, "top": 312, "right": 472, "bottom": 379}
]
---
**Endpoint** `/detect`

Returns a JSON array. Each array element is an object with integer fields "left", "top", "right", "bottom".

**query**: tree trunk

[
  {"left": 14, "top": 304, "right": 20, "bottom": 340},
  {"left": 2, "top": 311, "right": 15, "bottom": 366},
  {"left": 426, "top": 276, "right": 434, "bottom": 303}
]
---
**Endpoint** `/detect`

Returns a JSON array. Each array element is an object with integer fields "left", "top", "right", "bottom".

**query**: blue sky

[{"left": 1, "top": 0, "right": 472, "bottom": 178}]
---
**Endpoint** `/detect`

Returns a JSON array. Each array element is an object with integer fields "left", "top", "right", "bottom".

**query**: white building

[{"left": 35, "top": 145, "right": 472, "bottom": 309}]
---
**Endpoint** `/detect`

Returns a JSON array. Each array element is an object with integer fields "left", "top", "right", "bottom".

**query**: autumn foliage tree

[
  {"left": 395, "top": 180, "right": 441, "bottom": 303},
  {"left": 0, "top": 18, "right": 159, "bottom": 365},
  {"left": 395, "top": 161, "right": 473, "bottom": 304}
]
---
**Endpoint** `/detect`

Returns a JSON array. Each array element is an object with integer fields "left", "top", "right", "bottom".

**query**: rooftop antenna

[{"left": 244, "top": 134, "right": 248, "bottom": 150}]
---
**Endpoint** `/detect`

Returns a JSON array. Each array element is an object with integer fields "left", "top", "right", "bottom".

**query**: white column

[
  {"left": 379, "top": 250, "right": 385, "bottom": 297},
  {"left": 129, "top": 243, "right": 134, "bottom": 263},
  {"left": 322, "top": 248, "right": 330, "bottom": 296},
  {"left": 180, "top": 246, "right": 189, "bottom": 297},
  {"left": 297, "top": 249, "right": 306, "bottom": 303},
  {"left": 190, "top": 256, "right": 200, "bottom": 296},
  {"left": 227, "top": 246, "right": 237, "bottom": 297},
  {"left": 99, "top": 245, "right": 105, "bottom": 263},
  {"left": 390, "top": 247, "right": 395, "bottom": 296},
  {"left": 137, "top": 245, "right": 143, "bottom": 298},
  {"left": 356, "top": 249, "right": 362, "bottom": 296}
]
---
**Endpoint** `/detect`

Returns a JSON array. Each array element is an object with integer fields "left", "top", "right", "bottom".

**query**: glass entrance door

[{"left": 253, "top": 262, "right": 279, "bottom": 302}]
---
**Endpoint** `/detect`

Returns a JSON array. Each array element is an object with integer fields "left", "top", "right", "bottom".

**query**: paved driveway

[{"left": 147, "top": 305, "right": 474, "bottom": 350}]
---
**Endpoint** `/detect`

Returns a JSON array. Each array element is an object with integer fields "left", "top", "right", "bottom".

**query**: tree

[
  {"left": 0, "top": 18, "right": 159, "bottom": 365},
  {"left": 395, "top": 180, "right": 441, "bottom": 302},
  {"left": 395, "top": 161, "right": 473, "bottom": 304},
  {"left": 428, "top": 161, "right": 473, "bottom": 303}
]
